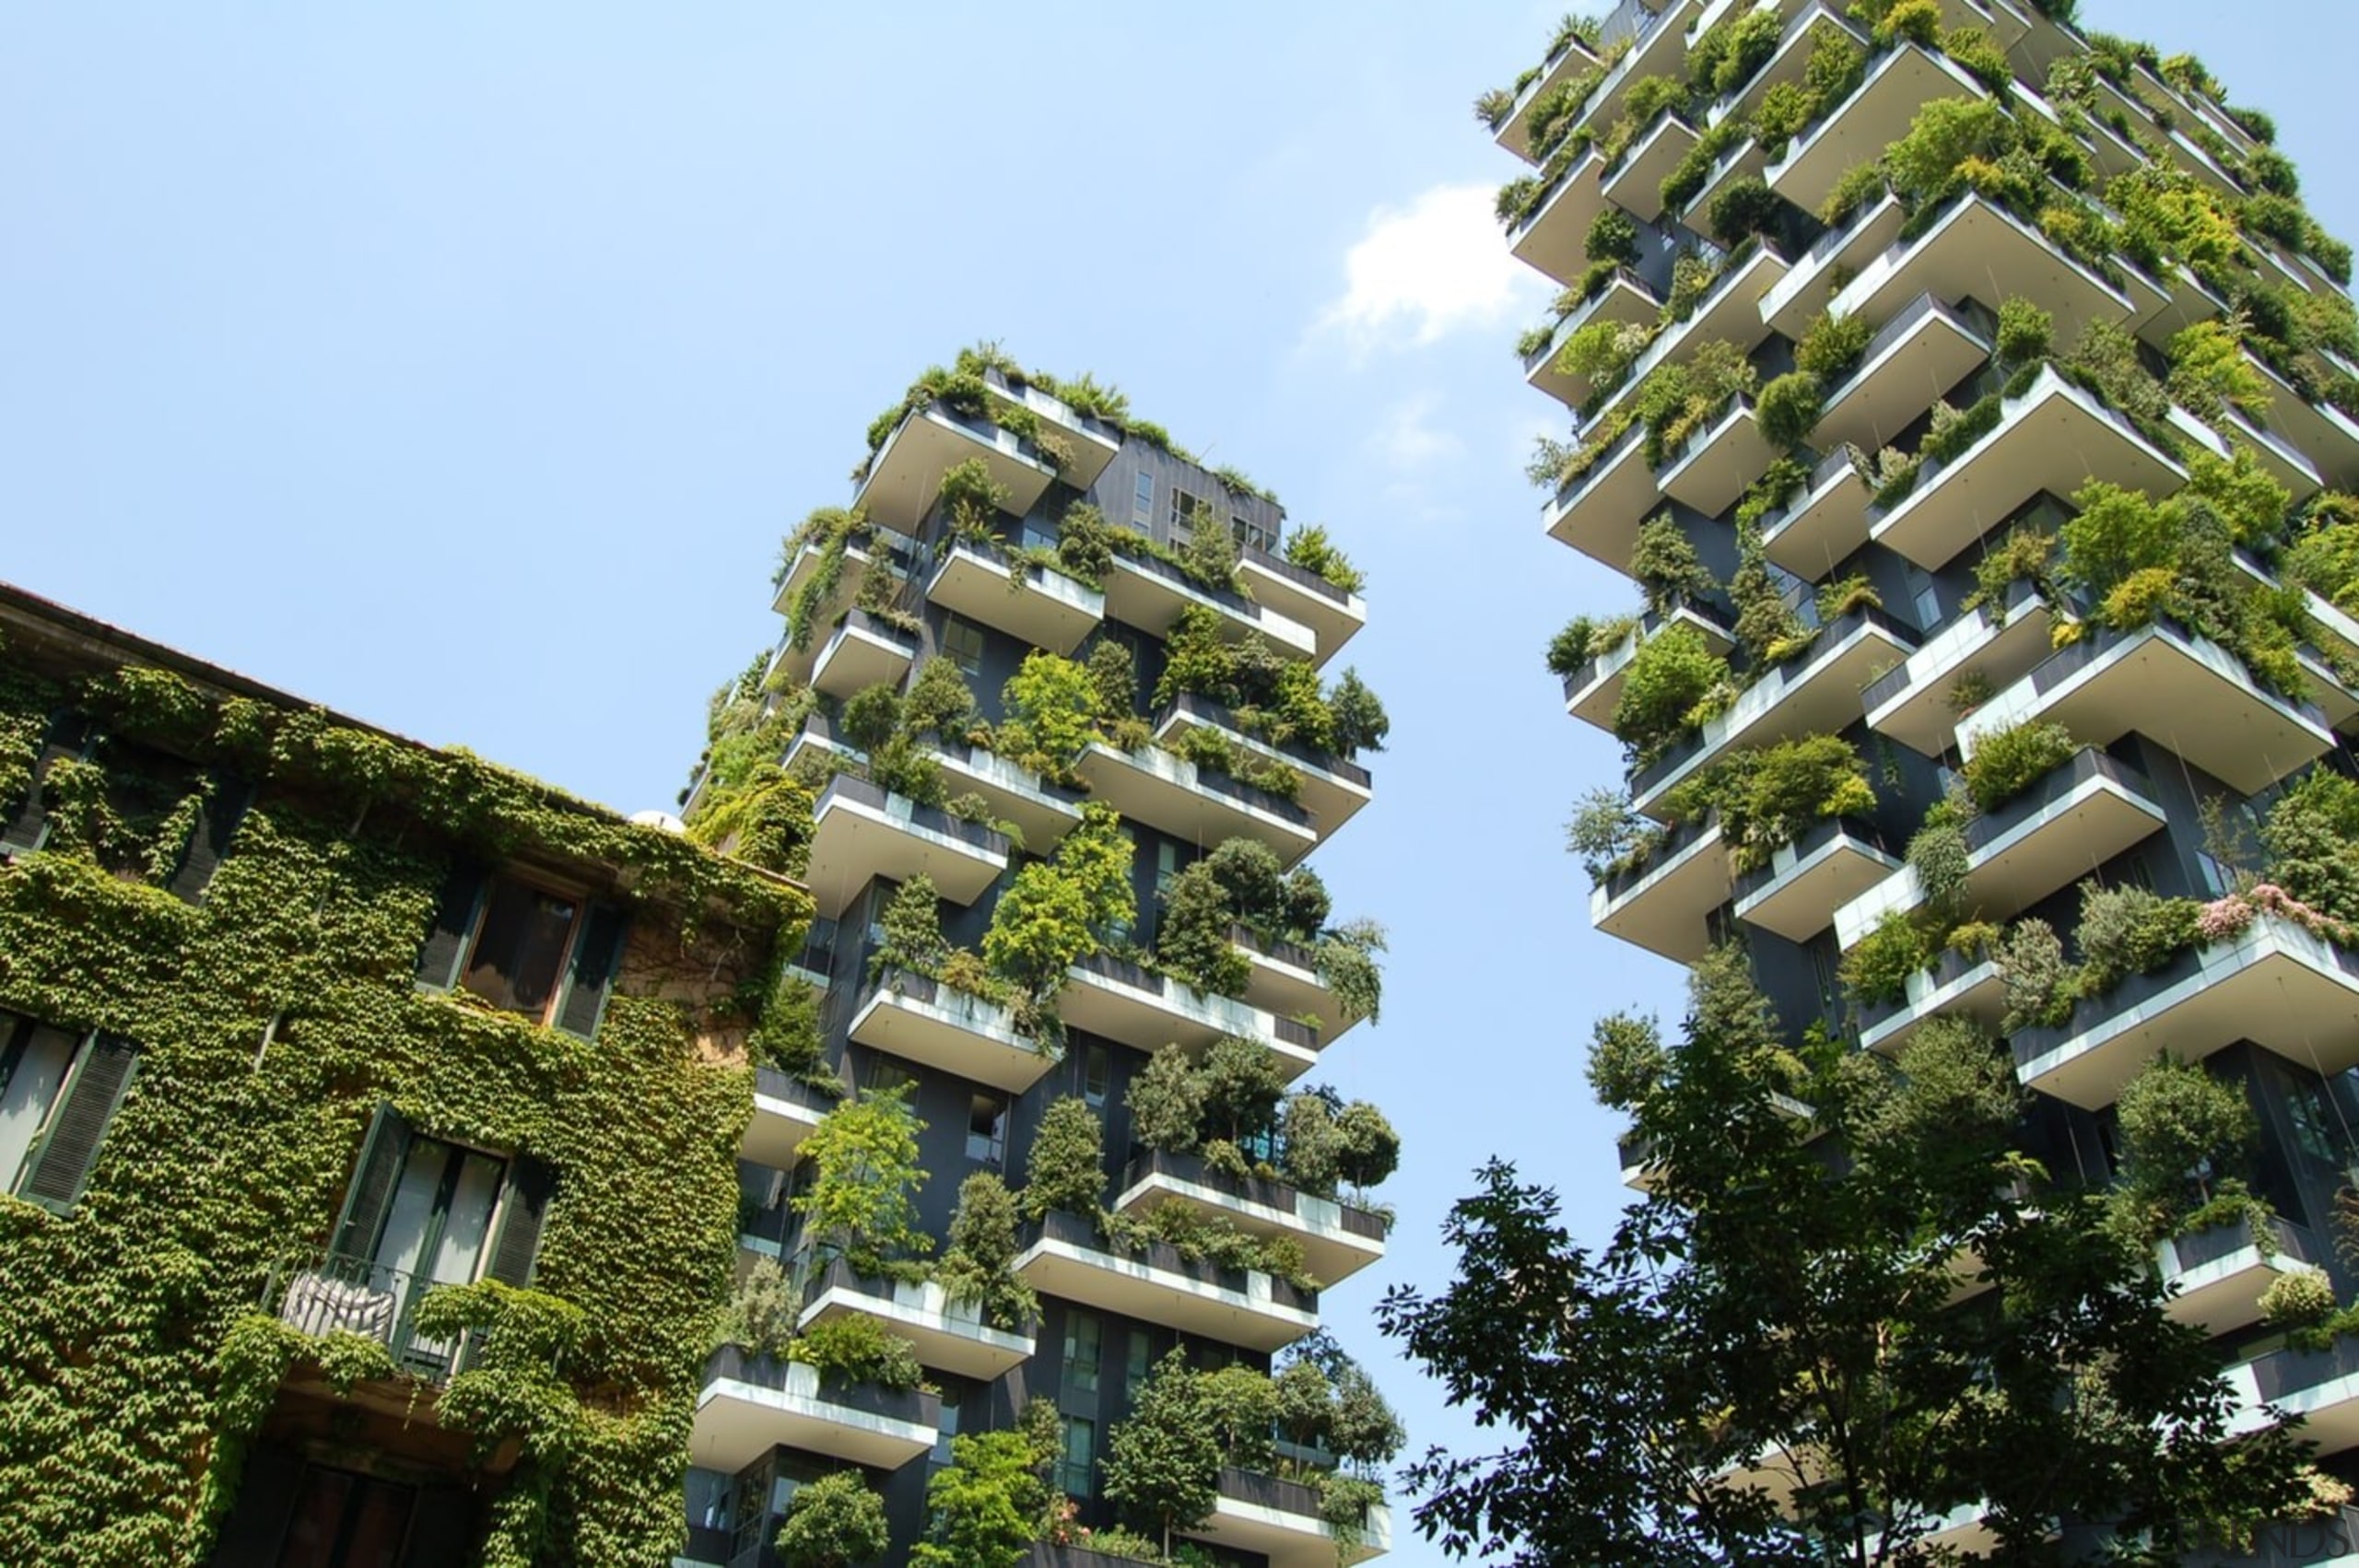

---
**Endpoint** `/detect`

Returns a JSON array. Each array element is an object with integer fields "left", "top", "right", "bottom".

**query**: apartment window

[
  {"left": 1132, "top": 471, "right": 1155, "bottom": 528},
  {"left": 863, "top": 1055, "right": 916, "bottom": 1099},
  {"left": 1124, "top": 1331, "right": 1153, "bottom": 1407},
  {"left": 967, "top": 1092, "right": 1008, "bottom": 1166},
  {"left": 463, "top": 878, "right": 581, "bottom": 1017},
  {"left": 1057, "top": 1416, "right": 1096, "bottom": 1497},
  {"left": 931, "top": 1396, "right": 961, "bottom": 1469},
  {"left": 1082, "top": 1043, "right": 1110, "bottom": 1111},
  {"left": 1063, "top": 1310, "right": 1103, "bottom": 1398},
  {"left": 1168, "top": 487, "right": 1206, "bottom": 538},
  {"left": 943, "top": 615, "right": 986, "bottom": 679},
  {"left": 0, "top": 1016, "right": 137, "bottom": 1212},
  {"left": 415, "top": 867, "right": 628, "bottom": 1037},
  {"left": 1232, "top": 513, "right": 1276, "bottom": 555},
  {"left": 1154, "top": 841, "right": 1180, "bottom": 905},
  {"left": 1902, "top": 562, "right": 1941, "bottom": 630}
]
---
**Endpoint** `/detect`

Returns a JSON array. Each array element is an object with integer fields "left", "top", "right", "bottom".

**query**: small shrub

[
  {"left": 1995, "top": 296, "right": 2054, "bottom": 367},
  {"left": 1959, "top": 721, "right": 2076, "bottom": 813},
  {"left": 1756, "top": 371, "right": 1825, "bottom": 449},
  {"left": 2261, "top": 1267, "right": 2337, "bottom": 1331},
  {"left": 1996, "top": 917, "right": 2076, "bottom": 1034},
  {"left": 1708, "top": 177, "right": 1785, "bottom": 249},
  {"left": 1842, "top": 910, "right": 1931, "bottom": 1007},
  {"left": 2075, "top": 881, "right": 2202, "bottom": 996},
  {"left": 1795, "top": 309, "right": 1872, "bottom": 380}
]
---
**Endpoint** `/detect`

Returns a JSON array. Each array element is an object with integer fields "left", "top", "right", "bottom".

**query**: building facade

[
  {"left": 675, "top": 352, "right": 1400, "bottom": 1567},
  {"left": 1491, "top": 0, "right": 2359, "bottom": 1557}
]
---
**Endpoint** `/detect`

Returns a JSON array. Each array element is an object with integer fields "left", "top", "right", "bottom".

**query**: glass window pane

[
  {"left": 428, "top": 1152, "right": 505, "bottom": 1286},
  {"left": 373, "top": 1141, "right": 449, "bottom": 1282},
  {"left": 1065, "top": 1311, "right": 1101, "bottom": 1397},
  {"left": 1132, "top": 472, "right": 1154, "bottom": 526},
  {"left": 0, "top": 1025, "right": 77, "bottom": 1193},
  {"left": 1059, "top": 1416, "right": 1095, "bottom": 1496},
  {"left": 462, "top": 879, "right": 579, "bottom": 1019}
]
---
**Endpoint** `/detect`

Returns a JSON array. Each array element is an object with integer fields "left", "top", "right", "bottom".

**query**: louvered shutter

[
  {"left": 413, "top": 862, "right": 485, "bottom": 990},
  {"left": 164, "top": 773, "right": 254, "bottom": 902},
  {"left": 552, "top": 903, "right": 628, "bottom": 1039},
  {"left": 483, "top": 1156, "right": 555, "bottom": 1285},
  {"left": 1, "top": 713, "right": 92, "bottom": 854},
  {"left": 18, "top": 1034, "right": 137, "bottom": 1212},
  {"left": 329, "top": 1106, "right": 407, "bottom": 1263}
]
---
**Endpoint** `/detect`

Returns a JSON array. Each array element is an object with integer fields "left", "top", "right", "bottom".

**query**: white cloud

[
  {"left": 1370, "top": 393, "right": 1463, "bottom": 472},
  {"left": 1318, "top": 182, "right": 1541, "bottom": 353}
]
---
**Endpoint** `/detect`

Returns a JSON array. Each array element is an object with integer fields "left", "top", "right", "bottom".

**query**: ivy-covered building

[
  {"left": 1492, "top": 0, "right": 2359, "bottom": 1556},
  {"left": 0, "top": 581, "right": 816, "bottom": 1565},
  {"left": 675, "top": 350, "right": 1402, "bottom": 1567}
]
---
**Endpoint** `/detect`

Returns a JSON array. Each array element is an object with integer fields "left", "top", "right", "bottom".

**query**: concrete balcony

[
  {"left": 924, "top": 541, "right": 1104, "bottom": 655},
  {"left": 1960, "top": 618, "right": 2331, "bottom": 797},
  {"left": 1810, "top": 292, "right": 1993, "bottom": 455},
  {"left": 1732, "top": 815, "right": 1899, "bottom": 943},
  {"left": 1869, "top": 367, "right": 2186, "bottom": 572},
  {"left": 1239, "top": 544, "right": 1367, "bottom": 666},
  {"left": 769, "top": 534, "right": 908, "bottom": 634},
  {"left": 745, "top": 1067, "right": 834, "bottom": 1168},
  {"left": 1114, "top": 1149, "right": 1387, "bottom": 1289},
  {"left": 1154, "top": 693, "right": 1371, "bottom": 839},
  {"left": 1591, "top": 815, "right": 1731, "bottom": 964},
  {"left": 1542, "top": 423, "right": 1654, "bottom": 571},
  {"left": 1544, "top": 0, "right": 1703, "bottom": 172},
  {"left": 1105, "top": 550, "right": 1317, "bottom": 660},
  {"left": 2013, "top": 914, "right": 2359, "bottom": 1110},
  {"left": 926, "top": 739, "right": 1085, "bottom": 852},
  {"left": 1825, "top": 196, "right": 2135, "bottom": 357},
  {"left": 1074, "top": 741, "right": 1319, "bottom": 864},
  {"left": 1862, "top": 579, "right": 2053, "bottom": 757},
  {"left": 805, "top": 773, "right": 1009, "bottom": 919},
  {"left": 1759, "top": 192, "right": 1907, "bottom": 339},
  {"left": 1658, "top": 397, "right": 1778, "bottom": 518},
  {"left": 1833, "top": 749, "right": 2166, "bottom": 946},
  {"left": 2157, "top": 1215, "right": 2317, "bottom": 1334},
  {"left": 1563, "top": 602, "right": 1736, "bottom": 731},
  {"left": 2232, "top": 1337, "right": 2359, "bottom": 1457},
  {"left": 1855, "top": 947, "right": 2004, "bottom": 1056},
  {"left": 2248, "top": 351, "right": 2359, "bottom": 490},
  {"left": 796, "top": 1257, "right": 1035, "bottom": 1382},
  {"left": 851, "top": 970, "right": 1054, "bottom": 1095},
  {"left": 1602, "top": 111, "right": 1699, "bottom": 223},
  {"left": 1491, "top": 29, "right": 1606, "bottom": 163},
  {"left": 1058, "top": 950, "right": 1321, "bottom": 1079},
  {"left": 1015, "top": 1210, "right": 1318, "bottom": 1353},
  {"left": 1703, "top": 2, "right": 1861, "bottom": 131},
  {"left": 1760, "top": 448, "right": 1872, "bottom": 578},
  {"left": 1590, "top": 242, "right": 1789, "bottom": 435},
  {"left": 2222, "top": 406, "right": 2326, "bottom": 504},
  {"left": 857, "top": 404, "right": 1060, "bottom": 534},
  {"left": 1182, "top": 1467, "right": 1391, "bottom": 1568},
  {"left": 981, "top": 369, "right": 1121, "bottom": 491},
  {"left": 691, "top": 1348, "right": 940, "bottom": 1474},
  {"left": 809, "top": 608, "right": 920, "bottom": 701},
  {"left": 1766, "top": 42, "right": 1989, "bottom": 216},
  {"left": 1507, "top": 143, "right": 1612, "bottom": 289},
  {"left": 1229, "top": 925, "right": 1367, "bottom": 1043},
  {"left": 1633, "top": 606, "right": 1918, "bottom": 817},
  {"left": 1522, "top": 271, "right": 1661, "bottom": 410}
]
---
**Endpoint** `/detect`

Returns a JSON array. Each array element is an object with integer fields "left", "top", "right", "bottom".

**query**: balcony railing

[
  {"left": 1241, "top": 544, "right": 1351, "bottom": 605},
  {"left": 816, "top": 772, "right": 1009, "bottom": 857},
  {"left": 264, "top": 1248, "right": 490, "bottom": 1383},
  {"left": 1019, "top": 1207, "right": 1320, "bottom": 1316},
  {"left": 1121, "top": 1148, "right": 1390, "bottom": 1244},
  {"left": 1159, "top": 693, "right": 1372, "bottom": 788}
]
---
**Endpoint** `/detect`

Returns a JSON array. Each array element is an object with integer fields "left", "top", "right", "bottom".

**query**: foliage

[
  {"left": 936, "top": 1172, "right": 1038, "bottom": 1331},
  {"left": 913, "top": 1432, "right": 1053, "bottom": 1568},
  {"left": 1280, "top": 524, "right": 1365, "bottom": 593},
  {"left": 722, "top": 1257, "right": 803, "bottom": 1359},
  {"left": 903, "top": 657, "right": 978, "bottom": 740},
  {"left": 1794, "top": 309, "right": 1870, "bottom": 381},
  {"left": 1706, "top": 178, "right": 1784, "bottom": 250},
  {"left": 1637, "top": 338, "right": 1757, "bottom": 466},
  {"left": 1840, "top": 908, "right": 1932, "bottom": 1007},
  {"left": 1610, "top": 624, "right": 1730, "bottom": 766},
  {"left": 1883, "top": 96, "right": 2012, "bottom": 207},
  {"left": 2167, "top": 319, "right": 2271, "bottom": 425},
  {"left": 1181, "top": 501, "right": 1241, "bottom": 593},
  {"left": 1907, "top": 797, "right": 1972, "bottom": 923},
  {"left": 1585, "top": 206, "right": 1639, "bottom": 267},
  {"left": 1629, "top": 514, "right": 1714, "bottom": 614},
  {"left": 1586, "top": 1012, "right": 1666, "bottom": 1109},
  {"left": 1996, "top": 916, "right": 2075, "bottom": 1033},
  {"left": 1663, "top": 733, "right": 1874, "bottom": 873},
  {"left": 791, "top": 1312, "right": 925, "bottom": 1392},
  {"left": 1328, "top": 668, "right": 1391, "bottom": 758},
  {"left": 1022, "top": 1096, "right": 1107, "bottom": 1222},
  {"left": 1755, "top": 370, "right": 1823, "bottom": 450},
  {"left": 2286, "top": 505, "right": 2359, "bottom": 614},
  {"left": 1154, "top": 861, "right": 1252, "bottom": 999},
  {"left": 2074, "top": 880, "right": 2201, "bottom": 997},
  {"left": 1128, "top": 1048, "right": 1208, "bottom": 1155},
  {"left": 2110, "top": 1056, "right": 2259, "bottom": 1246},
  {"left": 774, "top": 1471, "right": 889, "bottom": 1568},
  {"left": 1730, "top": 533, "right": 1807, "bottom": 671},
  {"left": 1995, "top": 296, "right": 2053, "bottom": 368},
  {"left": 1198, "top": 1035, "right": 1287, "bottom": 1148},
  {"left": 794, "top": 1083, "right": 932, "bottom": 1277},
  {"left": 984, "top": 802, "right": 1134, "bottom": 1000},
  {"left": 1317, "top": 919, "right": 1389, "bottom": 1025},
  {"left": 2260, "top": 767, "right": 2359, "bottom": 927},
  {"left": 994, "top": 651, "right": 1100, "bottom": 786},
  {"left": 1958, "top": 720, "right": 2076, "bottom": 813},
  {"left": 1102, "top": 1350, "right": 1223, "bottom": 1556},
  {"left": 871, "top": 875, "right": 947, "bottom": 981},
  {"left": 1334, "top": 1100, "right": 1402, "bottom": 1193}
]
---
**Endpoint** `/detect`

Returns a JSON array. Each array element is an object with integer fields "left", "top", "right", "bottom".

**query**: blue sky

[{"left": 5, "top": 4, "right": 2352, "bottom": 1560}]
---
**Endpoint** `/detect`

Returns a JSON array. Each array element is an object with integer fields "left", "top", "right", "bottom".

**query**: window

[
  {"left": 943, "top": 615, "right": 985, "bottom": 678},
  {"left": 0, "top": 1016, "right": 135, "bottom": 1212},
  {"left": 1057, "top": 1415, "right": 1096, "bottom": 1498},
  {"left": 1154, "top": 841, "right": 1180, "bottom": 905},
  {"left": 1231, "top": 512, "right": 1276, "bottom": 555},
  {"left": 415, "top": 867, "right": 628, "bottom": 1036},
  {"left": 1168, "top": 487, "right": 1206, "bottom": 538},
  {"left": 863, "top": 1055, "right": 916, "bottom": 1098},
  {"left": 931, "top": 1395, "right": 961, "bottom": 1469},
  {"left": 1124, "top": 1331, "right": 1153, "bottom": 1408},
  {"left": 1082, "top": 1043, "right": 1110, "bottom": 1111},
  {"left": 1063, "top": 1310, "right": 1103, "bottom": 1398},
  {"left": 276, "top": 1464, "right": 417, "bottom": 1567},
  {"left": 967, "top": 1092, "right": 1008, "bottom": 1166},
  {"left": 463, "top": 877, "right": 581, "bottom": 1017},
  {"left": 1902, "top": 562, "right": 1941, "bottom": 630},
  {"left": 1132, "top": 471, "right": 1155, "bottom": 528}
]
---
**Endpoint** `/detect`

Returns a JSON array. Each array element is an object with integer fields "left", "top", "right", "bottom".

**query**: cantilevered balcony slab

[
  {"left": 857, "top": 404, "right": 1059, "bottom": 534},
  {"left": 1229, "top": 926, "right": 1365, "bottom": 1042},
  {"left": 1733, "top": 817, "right": 1899, "bottom": 943},
  {"left": 806, "top": 774, "right": 1009, "bottom": 918},
  {"left": 1593, "top": 243, "right": 1790, "bottom": 433},
  {"left": 1553, "top": 0, "right": 1703, "bottom": 163},
  {"left": 2248, "top": 351, "right": 2359, "bottom": 490},
  {"left": 2222, "top": 408, "right": 2325, "bottom": 505},
  {"left": 1833, "top": 749, "right": 2165, "bottom": 945},
  {"left": 1015, "top": 1211, "right": 1318, "bottom": 1354},
  {"left": 926, "top": 741, "right": 1084, "bottom": 852},
  {"left": 1862, "top": 580, "right": 2052, "bottom": 757},
  {"left": 745, "top": 1068, "right": 833, "bottom": 1168},
  {"left": 1543, "top": 425, "right": 1655, "bottom": 570},
  {"left": 692, "top": 1350, "right": 940, "bottom": 1474},
  {"left": 1960, "top": 619, "right": 2331, "bottom": 797},
  {"left": 2232, "top": 1340, "right": 2359, "bottom": 1457},
  {"left": 980, "top": 372, "right": 1121, "bottom": 491},
  {"left": 1183, "top": 1469, "right": 1391, "bottom": 1568},
  {"left": 1238, "top": 546, "right": 1366, "bottom": 666},
  {"left": 1522, "top": 273, "right": 1661, "bottom": 409},
  {"left": 1856, "top": 949, "right": 2003, "bottom": 1056},
  {"left": 809, "top": 609, "right": 920, "bottom": 702},
  {"left": 1760, "top": 449, "right": 1872, "bottom": 577},
  {"left": 1710, "top": 4, "right": 1861, "bottom": 126},
  {"left": 770, "top": 537, "right": 907, "bottom": 626},
  {"left": 798, "top": 1259, "right": 1035, "bottom": 1382},
  {"left": 1634, "top": 608, "right": 1919, "bottom": 817},
  {"left": 924, "top": 544, "right": 1103, "bottom": 655},
  {"left": 1680, "top": 135, "right": 1766, "bottom": 227},
  {"left": 1658, "top": 399, "right": 1778, "bottom": 518},
  {"left": 1564, "top": 603, "right": 1736, "bottom": 731},
  {"left": 1492, "top": 31, "right": 1605, "bottom": 163},
  {"left": 1602, "top": 111, "right": 1699, "bottom": 223},
  {"left": 1058, "top": 952, "right": 1320, "bottom": 1078},
  {"left": 1811, "top": 292, "right": 1993, "bottom": 455},
  {"left": 1591, "top": 816, "right": 1730, "bottom": 964},
  {"left": 1827, "top": 197, "right": 2135, "bottom": 355},
  {"left": 851, "top": 971, "right": 1055, "bottom": 1094},
  {"left": 1869, "top": 368, "right": 2186, "bottom": 572},
  {"left": 1115, "top": 1150, "right": 1387, "bottom": 1289},
  {"left": 1766, "top": 43, "right": 1989, "bottom": 217},
  {"left": 1075, "top": 742, "right": 1319, "bottom": 864},
  {"left": 1104, "top": 553, "right": 1318, "bottom": 659},
  {"left": 1154, "top": 694, "right": 1371, "bottom": 839},
  {"left": 2158, "top": 1216, "right": 2316, "bottom": 1334},
  {"left": 1759, "top": 193, "right": 1907, "bottom": 338},
  {"left": 2013, "top": 915, "right": 2359, "bottom": 1110},
  {"left": 1507, "top": 145, "right": 1611, "bottom": 289}
]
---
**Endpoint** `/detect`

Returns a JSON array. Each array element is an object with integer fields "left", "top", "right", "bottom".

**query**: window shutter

[
  {"left": 413, "top": 862, "right": 486, "bottom": 991},
  {"left": 484, "top": 1156, "right": 555, "bottom": 1286},
  {"left": 164, "top": 773, "right": 254, "bottom": 903},
  {"left": 329, "top": 1106, "right": 407, "bottom": 1262},
  {"left": 553, "top": 903, "right": 629, "bottom": 1039},
  {"left": 1, "top": 713, "right": 92, "bottom": 855},
  {"left": 18, "top": 1034, "right": 137, "bottom": 1212}
]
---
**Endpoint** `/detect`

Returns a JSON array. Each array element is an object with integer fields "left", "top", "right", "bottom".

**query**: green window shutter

[
  {"left": 483, "top": 1157, "right": 556, "bottom": 1286},
  {"left": 18, "top": 1034, "right": 137, "bottom": 1213},
  {"left": 330, "top": 1106, "right": 408, "bottom": 1262},
  {"left": 552, "top": 903, "right": 629, "bottom": 1039},
  {"left": 413, "top": 862, "right": 486, "bottom": 991},
  {"left": 164, "top": 773, "right": 254, "bottom": 903},
  {"left": 1, "top": 713, "right": 93, "bottom": 856}
]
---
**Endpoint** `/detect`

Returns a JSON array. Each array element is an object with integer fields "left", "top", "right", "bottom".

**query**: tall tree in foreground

[{"left": 1378, "top": 943, "right": 2319, "bottom": 1566}]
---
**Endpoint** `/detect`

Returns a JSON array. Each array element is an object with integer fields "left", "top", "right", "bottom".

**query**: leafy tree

[
  {"left": 1280, "top": 864, "right": 1332, "bottom": 938},
  {"left": 904, "top": 656, "right": 978, "bottom": 738},
  {"left": 1198, "top": 1036, "right": 1285, "bottom": 1148},
  {"left": 1156, "top": 860, "right": 1252, "bottom": 998},
  {"left": 774, "top": 1471, "right": 889, "bottom": 1568},
  {"left": 1379, "top": 942, "right": 2313, "bottom": 1565},
  {"left": 913, "top": 1432, "right": 1051, "bottom": 1568},
  {"left": 1280, "top": 1091, "right": 1344, "bottom": 1195},
  {"left": 1282, "top": 523, "right": 1365, "bottom": 592},
  {"left": 1086, "top": 638, "right": 1137, "bottom": 720},
  {"left": 839, "top": 684, "right": 902, "bottom": 753},
  {"left": 2261, "top": 766, "right": 2359, "bottom": 922},
  {"left": 794, "top": 1082, "right": 932, "bottom": 1276},
  {"left": 1128, "top": 1049, "right": 1206, "bottom": 1153},
  {"left": 1334, "top": 1101, "right": 1401, "bottom": 1193},
  {"left": 870, "top": 875, "right": 946, "bottom": 981},
  {"left": 1707, "top": 176, "right": 1784, "bottom": 249},
  {"left": 1203, "top": 837, "right": 1285, "bottom": 927},
  {"left": 996, "top": 650, "right": 1100, "bottom": 781},
  {"left": 1021, "top": 1095, "right": 1106, "bottom": 1221},
  {"left": 1612, "top": 625, "right": 1731, "bottom": 765},
  {"left": 1183, "top": 505, "right": 1242, "bottom": 590},
  {"left": 1103, "top": 1349, "right": 1223, "bottom": 1556},
  {"left": 1631, "top": 514, "right": 1715, "bottom": 613},
  {"left": 983, "top": 802, "right": 1135, "bottom": 994},
  {"left": 1328, "top": 668, "right": 1391, "bottom": 757},
  {"left": 1329, "top": 1360, "right": 1407, "bottom": 1469},
  {"left": 937, "top": 1171, "right": 1038, "bottom": 1330},
  {"left": 1585, "top": 206, "right": 1641, "bottom": 267},
  {"left": 2111, "top": 1056, "right": 2259, "bottom": 1243}
]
